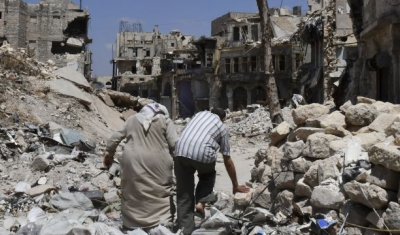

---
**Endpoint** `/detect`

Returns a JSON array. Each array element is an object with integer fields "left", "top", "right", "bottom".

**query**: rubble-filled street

[
  {"left": 1, "top": 0, "right": 400, "bottom": 234},
  {"left": 2, "top": 40, "right": 400, "bottom": 234}
]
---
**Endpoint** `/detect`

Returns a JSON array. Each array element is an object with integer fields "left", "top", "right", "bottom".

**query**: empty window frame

[
  {"left": 278, "top": 55, "right": 286, "bottom": 71},
  {"left": 206, "top": 53, "right": 213, "bottom": 68},
  {"left": 233, "top": 27, "right": 240, "bottom": 41},
  {"left": 295, "top": 53, "right": 302, "bottom": 70},
  {"left": 242, "top": 57, "right": 248, "bottom": 73},
  {"left": 272, "top": 55, "right": 276, "bottom": 70},
  {"left": 131, "top": 48, "right": 138, "bottom": 57},
  {"left": 146, "top": 48, "right": 151, "bottom": 57},
  {"left": 171, "top": 42, "right": 175, "bottom": 47},
  {"left": 233, "top": 58, "right": 239, "bottom": 73},
  {"left": 250, "top": 56, "right": 257, "bottom": 72},
  {"left": 259, "top": 55, "right": 265, "bottom": 72},
  {"left": 225, "top": 58, "right": 231, "bottom": 74},
  {"left": 241, "top": 26, "right": 248, "bottom": 43},
  {"left": 251, "top": 24, "right": 259, "bottom": 41}
]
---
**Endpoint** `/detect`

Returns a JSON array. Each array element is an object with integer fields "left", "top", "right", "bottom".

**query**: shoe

[{"left": 194, "top": 211, "right": 205, "bottom": 219}]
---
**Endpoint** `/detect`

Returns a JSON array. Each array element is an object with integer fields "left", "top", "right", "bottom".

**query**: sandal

[{"left": 194, "top": 211, "right": 205, "bottom": 219}]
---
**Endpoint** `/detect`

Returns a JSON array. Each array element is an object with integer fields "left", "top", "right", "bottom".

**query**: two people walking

[{"left": 104, "top": 104, "right": 249, "bottom": 234}]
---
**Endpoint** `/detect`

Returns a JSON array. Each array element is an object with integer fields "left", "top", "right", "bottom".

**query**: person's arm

[
  {"left": 104, "top": 121, "right": 128, "bottom": 168},
  {"left": 223, "top": 155, "right": 249, "bottom": 194}
]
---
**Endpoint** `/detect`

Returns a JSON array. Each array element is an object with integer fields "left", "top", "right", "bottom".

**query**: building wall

[
  {"left": 347, "top": 0, "right": 400, "bottom": 103},
  {"left": 0, "top": 0, "right": 92, "bottom": 78},
  {"left": 5, "top": 0, "right": 28, "bottom": 48},
  {"left": 211, "top": 12, "right": 257, "bottom": 36}
]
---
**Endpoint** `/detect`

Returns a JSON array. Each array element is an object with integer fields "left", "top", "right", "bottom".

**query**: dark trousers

[{"left": 174, "top": 156, "right": 216, "bottom": 235}]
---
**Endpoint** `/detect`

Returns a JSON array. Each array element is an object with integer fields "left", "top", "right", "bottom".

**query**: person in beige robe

[{"left": 104, "top": 103, "right": 177, "bottom": 230}]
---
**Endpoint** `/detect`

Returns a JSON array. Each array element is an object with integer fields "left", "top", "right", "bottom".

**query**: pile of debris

[
  {"left": 95, "top": 89, "right": 155, "bottom": 121},
  {"left": 205, "top": 97, "right": 400, "bottom": 234},
  {"left": 0, "top": 39, "right": 162, "bottom": 234},
  {"left": 226, "top": 105, "right": 273, "bottom": 138}
]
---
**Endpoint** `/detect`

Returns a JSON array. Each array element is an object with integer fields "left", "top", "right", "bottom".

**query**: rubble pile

[
  {"left": 226, "top": 105, "right": 273, "bottom": 138},
  {"left": 180, "top": 98, "right": 400, "bottom": 234},
  {"left": 0, "top": 40, "right": 163, "bottom": 234},
  {"left": 95, "top": 89, "right": 154, "bottom": 121},
  {"left": 233, "top": 98, "right": 400, "bottom": 234},
  {"left": 0, "top": 43, "right": 58, "bottom": 80}
]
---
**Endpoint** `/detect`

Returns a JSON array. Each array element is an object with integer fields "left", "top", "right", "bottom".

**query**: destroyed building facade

[
  {"left": 0, "top": 0, "right": 92, "bottom": 79},
  {"left": 296, "top": 0, "right": 357, "bottom": 106},
  {"left": 211, "top": 9, "right": 305, "bottom": 111},
  {"left": 347, "top": 0, "right": 400, "bottom": 104},
  {"left": 111, "top": 22, "right": 198, "bottom": 117}
]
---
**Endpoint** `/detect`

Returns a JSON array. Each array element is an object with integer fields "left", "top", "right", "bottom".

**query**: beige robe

[{"left": 105, "top": 114, "right": 177, "bottom": 229}]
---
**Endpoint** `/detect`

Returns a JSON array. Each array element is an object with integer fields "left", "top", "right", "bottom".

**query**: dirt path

[{"left": 213, "top": 142, "right": 263, "bottom": 195}]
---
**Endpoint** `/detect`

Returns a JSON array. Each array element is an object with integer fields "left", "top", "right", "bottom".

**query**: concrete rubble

[
  {"left": 1, "top": 30, "right": 400, "bottom": 234},
  {"left": 171, "top": 98, "right": 400, "bottom": 234}
]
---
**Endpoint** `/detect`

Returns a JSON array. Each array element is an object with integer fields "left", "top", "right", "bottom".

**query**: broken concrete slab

[
  {"left": 343, "top": 181, "right": 395, "bottom": 209},
  {"left": 303, "top": 133, "right": 341, "bottom": 159},
  {"left": 269, "top": 121, "right": 291, "bottom": 146},
  {"left": 54, "top": 66, "right": 91, "bottom": 91},
  {"left": 50, "top": 192, "right": 94, "bottom": 210},
  {"left": 28, "top": 185, "right": 57, "bottom": 197},
  {"left": 47, "top": 79, "right": 91, "bottom": 105},
  {"left": 283, "top": 140, "right": 305, "bottom": 161},
  {"left": 66, "top": 38, "right": 83, "bottom": 47},
  {"left": 234, "top": 190, "right": 253, "bottom": 207},
  {"left": 31, "top": 155, "right": 50, "bottom": 171},
  {"left": 356, "top": 164, "right": 400, "bottom": 191},
  {"left": 293, "top": 127, "right": 325, "bottom": 142},
  {"left": 99, "top": 93, "right": 115, "bottom": 107},
  {"left": 383, "top": 202, "right": 400, "bottom": 230},
  {"left": 121, "top": 109, "right": 137, "bottom": 121},
  {"left": 346, "top": 103, "right": 379, "bottom": 126},
  {"left": 369, "top": 143, "right": 400, "bottom": 172},
  {"left": 320, "top": 111, "right": 346, "bottom": 129},
  {"left": 311, "top": 182, "right": 345, "bottom": 210},
  {"left": 292, "top": 103, "right": 330, "bottom": 125},
  {"left": 368, "top": 113, "right": 400, "bottom": 133}
]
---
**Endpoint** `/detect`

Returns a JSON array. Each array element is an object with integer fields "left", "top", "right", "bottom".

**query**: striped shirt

[{"left": 175, "top": 111, "right": 230, "bottom": 163}]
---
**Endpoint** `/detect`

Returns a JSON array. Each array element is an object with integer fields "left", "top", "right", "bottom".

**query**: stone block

[
  {"left": 31, "top": 156, "right": 50, "bottom": 171},
  {"left": 345, "top": 103, "right": 378, "bottom": 126},
  {"left": 343, "top": 181, "right": 395, "bottom": 209},
  {"left": 273, "top": 171, "right": 295, "bottom": 190},
  {"left": 292, "top": 104, "right": 330, "bottom": 125},
  {"left": 283, "top": 140, "right": 305, "bottom": 161},
  {"left": 303, "top": 133, "right": 341, "bottom": 159},
  {"left": 369, "top": 143, "right": 400, "bottom": 172},
  {"left": 234, "top": 190, "right": 253, "bottom": 207},
  {"left": 269, "top": 121, "right": 291, "bottom": 146}
]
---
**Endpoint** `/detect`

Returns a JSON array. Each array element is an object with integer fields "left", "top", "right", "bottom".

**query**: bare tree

[{"left": 256, "top": 0, "right": 283, "bottom": 125}]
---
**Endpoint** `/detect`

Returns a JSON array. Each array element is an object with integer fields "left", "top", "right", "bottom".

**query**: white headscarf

[{"left": 136, "top": 103, "right": 170, "bottom": 132}]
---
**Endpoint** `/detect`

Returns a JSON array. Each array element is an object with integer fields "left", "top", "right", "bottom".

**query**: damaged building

[
  {"left": 347, "top": 0, "right": 400, "bottom": 104},
  {"left": 211, "top": 8, "right": 305, "bottom": 111},
  {"left": 296, "top": 0, "right": 358, "bottom": 106},
  {"left": 0, "top": 0, "right": 92, "bottom": 78},
  {"left": 111, "top": 22, "right": 198, "bottom": 117},
  {"left": 111, "top": 8, "right": 306, "bottom": 119}
]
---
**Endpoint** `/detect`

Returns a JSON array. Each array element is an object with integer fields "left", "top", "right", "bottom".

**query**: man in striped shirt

[{"left": 174, "top": 108, "right": 249, "bottom": 235}]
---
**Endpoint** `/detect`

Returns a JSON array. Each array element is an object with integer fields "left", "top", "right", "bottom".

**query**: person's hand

[
  {"left": 103, "top": 154, "right": 114, "bottom": 168},
  {"left": 233, "top": 185, "right": 250, "bottom": 194}
]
